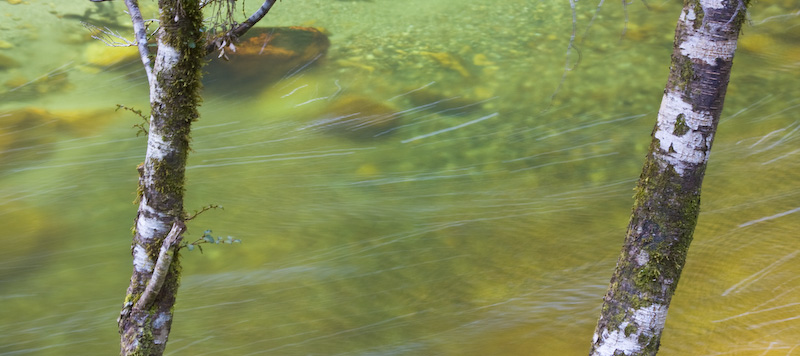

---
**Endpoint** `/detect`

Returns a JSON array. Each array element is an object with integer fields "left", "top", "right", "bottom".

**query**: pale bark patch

[
  {"left": 679, "top": 26, "right": 738, "bottom": 65},
  {"left": 156, "top": 43, "right": 180, "bottom": 71},
  {"left": 593, "top": 304, "right": 669, "bottom": 355},
  {"left": 700, "top": 0, "right": 726, "bottom": 9},
  {"left": 152, "top": 312, "right": 171, "bottom": 344},
  {"left": 150, "top": 43, "right": 181, "bottom": 102},
  {"left": 681, "top": 7, "right": 697, "bottom": 23},
  {"left": 654, "top": 91, "right": 713, "bottom": 174},
  {"left": 632, "top": 304, "right": 669, "bottom": 332},
  {"left": 635, "top": 250, "right": 650, "bottom": 266},
  {"left": 135, "top": 201, "right": 169, "bottom": 238},
  {"left": 153, "top": 313, "right": 171, "bottom": 329},
  {"left": 593, "top": 324, "right": 640, "bottom": 355},
  {"left": 145, "top": 133, "right": 170, "bottom": 161},
  {"left": 133, "top": 244, "right": 154, "bottom": 273}
]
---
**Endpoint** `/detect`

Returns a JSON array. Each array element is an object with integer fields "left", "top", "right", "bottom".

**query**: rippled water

[{"left": 1, "top": 1, "right": 798, "bottom": 355}]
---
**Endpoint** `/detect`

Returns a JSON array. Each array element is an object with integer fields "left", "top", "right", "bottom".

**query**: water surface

[{"left": 1, "top": 0, "right": 798, "bottom": 355}]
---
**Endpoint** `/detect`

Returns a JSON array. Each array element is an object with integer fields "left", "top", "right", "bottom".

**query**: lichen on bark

[{"left": 590, "top": 0, "right": 748, "bottom": 354}]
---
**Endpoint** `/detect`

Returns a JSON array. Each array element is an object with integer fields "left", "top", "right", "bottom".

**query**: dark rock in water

[
  {"left": 305, "top": 95, "right": 403, "bottom": 140},
  {"left": 0, "top": 53, "right": 21, "bottom": 71},
  {"left": 1, "top": 107, "right": 118, "bottom": 170},
  {"left": 205, "top": 27, "right": 331, "bottom": 89},
  {"left": 0, "top": 108, "right": 58, "bottom": 161},
  {"left": 2, "top": 72, "right": 72, "bottom": 102}
]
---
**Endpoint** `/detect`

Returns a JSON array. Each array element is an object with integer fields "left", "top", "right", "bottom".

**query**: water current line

[
  {"left": 738, "top": 206, "right": 800, "bottom": 227},
  {"left": 400, "top": 112, "right": 498, "bottom": 143},
  {"left": 721, "top": 250, "right": 799, "bottom": 296},
  {"left": 387, "top": 81, "right": 436, "bottom": 102}
]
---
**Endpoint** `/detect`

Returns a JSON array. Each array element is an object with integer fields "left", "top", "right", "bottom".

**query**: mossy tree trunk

[
  {"left": 116, "top": 0, "right": 276, "bottom": 354},
  {"left": 117, "top": 1, "right": 204, "bottom": 355},
  {"left": 589, "top": 0, "right": 749, "bottom": 355}
]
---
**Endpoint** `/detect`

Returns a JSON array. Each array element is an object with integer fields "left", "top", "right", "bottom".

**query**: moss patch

[
  {"left": 631, "top": 141, "right": 701, "bottom": 297},
  {"left": 625, "top": 323, "right": 638, "bottom": 337},
  {"left": 691, "top": 0, "right": 704, "bottom": 30},
  {"left": 673, "top": 114, "right": 689, "bottom": 136},
  {"left": 673, "top": 54, "right": 695, "bottom": 97}
]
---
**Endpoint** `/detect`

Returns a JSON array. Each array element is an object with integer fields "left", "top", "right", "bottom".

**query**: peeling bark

[{"left": 589, "top": 0, "right": 748, "bottom": 355}]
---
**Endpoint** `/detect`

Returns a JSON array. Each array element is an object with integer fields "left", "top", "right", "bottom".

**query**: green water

[{"left": 1, "top": 0, "right": 799, "bottom": 355}]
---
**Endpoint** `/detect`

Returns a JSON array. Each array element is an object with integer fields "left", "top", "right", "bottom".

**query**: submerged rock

[
  {"left": 0, "top": 53, "right": 20, "bottom": 70},
  {"left": 0, "top": 107, "right": 118, "bottom": 168},
  {"left": 304, "top": 95, "right": 403, "bottom": 140},
  {"left": 205, "top": 27, "right": 331, "bottom": 89},
  {"left": 419, "top": 51, "right": 472, "bottom": 78},
  {"left": 402, "top": 84, "right": 491, "bottom": 117},
  {"left": 1, "top": 71, "right": 73, "bottom": 102},
  {"left": 84, "top": 41, "right": 139, "bottom": 67}
]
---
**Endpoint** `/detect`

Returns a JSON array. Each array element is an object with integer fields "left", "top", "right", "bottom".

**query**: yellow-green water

[{"left": 1, "top": 0, "right": 799, "bottom": 355}]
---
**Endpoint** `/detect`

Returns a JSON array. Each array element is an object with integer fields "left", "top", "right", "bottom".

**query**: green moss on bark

[
  {"left": 121, "top": 2, "right": 206, "bottom": 354},
  {"left": 627, "top": 136, "right": 702, "bottom": 302},
  {"left": 132, "top": 320, "right": 155, "bottom": 356},
  {"left": 733, "top": 0, "right": 752, "bottom": 34},
  {"left": 151, "top": 158, "right": 186, "bottom": 206},
  {"left": 672, "top": 54, "right": 695, "bottom": 97},
  {"left": 625, "top": 323, "right": 638, "bottom": 337},
  {"left": 156, "top": 0, "right": 204, "bottom": 143},
  {"left": 673, "top": 114, "right": 689, "bottom": 136},
  {"left": 691, "top": 0, "right": 704, "bottom": 30}
]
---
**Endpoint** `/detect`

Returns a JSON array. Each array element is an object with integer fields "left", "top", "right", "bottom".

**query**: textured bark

[
  {"left": 589, "top": 0, "right": 748, "bottom": 355},
  {"left": 116, "top": 1, "right": 275, "bottom": 355},
  {"left": 117, "top": 1, "right": 204, "bottom": 355}
]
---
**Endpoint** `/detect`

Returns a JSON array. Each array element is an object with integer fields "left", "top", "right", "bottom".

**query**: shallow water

[{"left": 1, "top": 0, "right": 799, "bottom": 355}]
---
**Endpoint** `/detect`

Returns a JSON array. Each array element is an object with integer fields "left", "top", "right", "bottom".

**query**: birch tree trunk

[
  {"left": 115, "top": 0, "right": 276, "bottom": 354},
  {"left": 589, "top": 0, "right": 749, "bottom": 355},
  {"left": 117, "top": 1, "right": 204, "bottom": 355}
]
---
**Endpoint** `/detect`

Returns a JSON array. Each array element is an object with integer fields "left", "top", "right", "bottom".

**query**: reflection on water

[{"left": 1, "top": 0, "right": 799, "bottom": 355}]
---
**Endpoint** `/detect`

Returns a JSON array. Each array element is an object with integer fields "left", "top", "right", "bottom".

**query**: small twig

[
  {"left": 116, "top": 104, "right": 148, "bottom": 120},
  {"left": 116, "top": 104, "right": 150, "bottom": 136},
  {"left": 183, "top": 229, "right": 241, "bottom": 253},
  {"left": 185, "top": 204, "right": 223, "bottom": 221},
  {"left": 133, "top": 221, "right": 186, "bottom": 311},
  {"left": 82, "top": 21, "right": 136, "bottom": 47}
]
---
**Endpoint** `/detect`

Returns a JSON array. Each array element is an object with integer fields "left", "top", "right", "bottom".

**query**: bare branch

[
  {"left": 133, "top": 221, "right": 186, "bottom": 311},
  {"left": 116, "top": 104, "right": 149, "bottom": 120},
  {"left": 82, "top": 21, "right": 136, "bottom": 47},
  {"left": 230, "top": 0, "right": 277, "bottom": 38},
  {"left": 116, "top": 104, "right": 150, "bottom": 136},
  {"left": 204, "top": 0, "right": 278, "bottom": 56},
  {"left": 123, "top": 0, "right": 155, "bottom": 85},
  {"left": 185, "top": 204, "right": 223, "bottom": 221}
]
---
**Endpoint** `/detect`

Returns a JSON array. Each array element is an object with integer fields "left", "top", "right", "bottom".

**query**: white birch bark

[
  {"left": 116, "top": 1, "right": 278, "bottom": 355},
  {"left": 117, "top": 1, "right": 203, "bottom": 355},
  {"left": 590, "top": 0, "right": 748, "bottom": 355}
]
